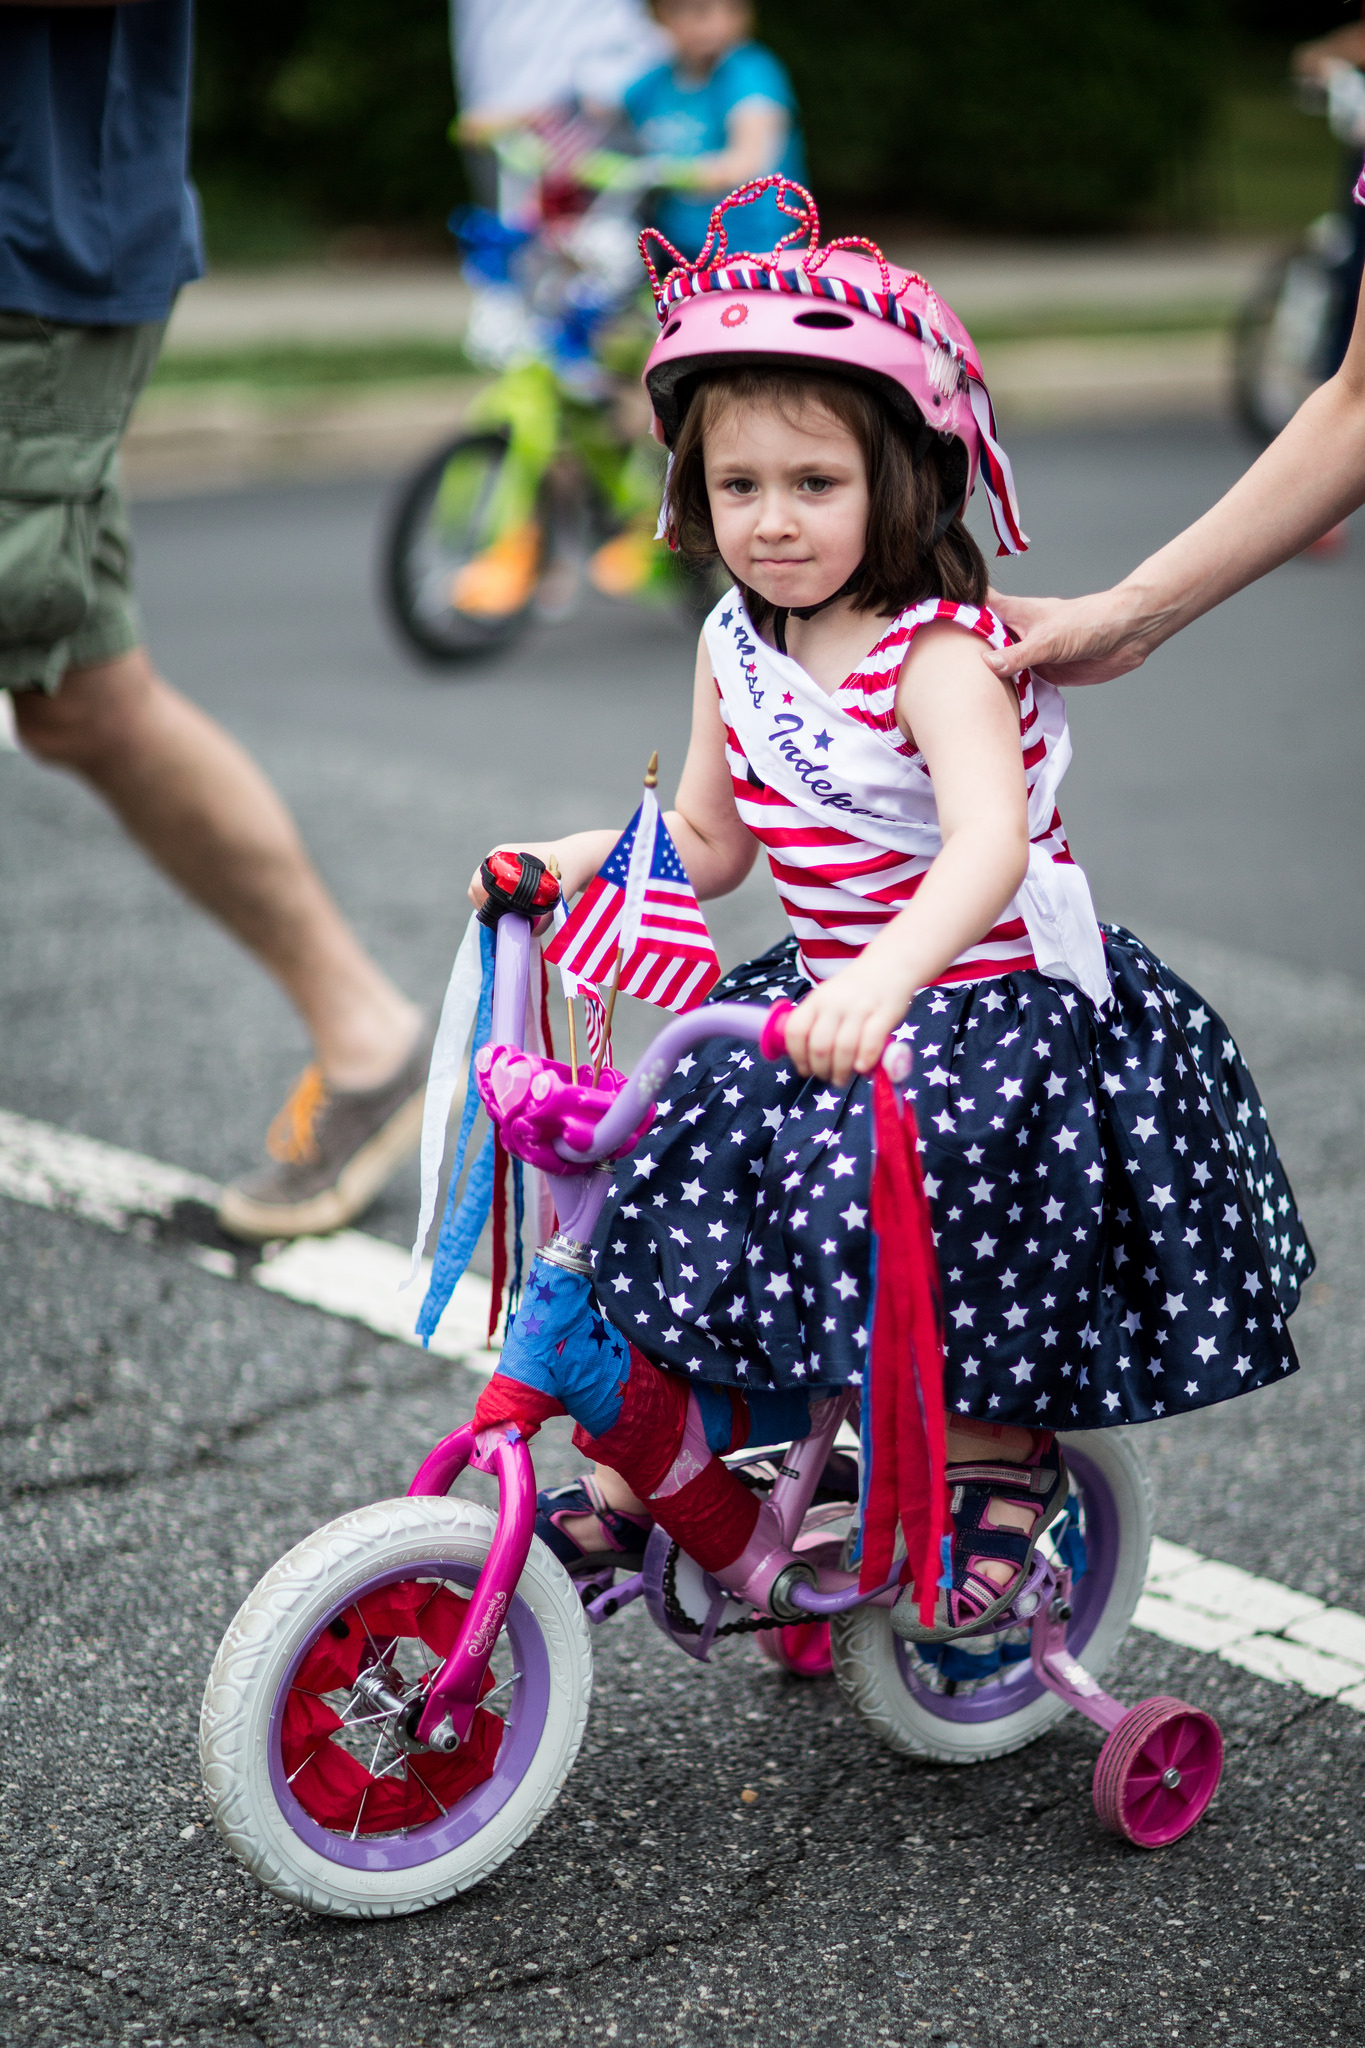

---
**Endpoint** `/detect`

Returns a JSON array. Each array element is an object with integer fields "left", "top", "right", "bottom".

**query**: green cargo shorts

[{"left": 0, "top": 313, "right": 165, "bottom": 694}]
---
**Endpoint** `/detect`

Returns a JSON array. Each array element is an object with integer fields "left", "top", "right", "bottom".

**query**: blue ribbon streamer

[
  {"left": 416, "top": 924, "right": 496, "bottom": 1344},
  {"left": 509, "top": 1157, "right": 525, "bottom": 1322}
]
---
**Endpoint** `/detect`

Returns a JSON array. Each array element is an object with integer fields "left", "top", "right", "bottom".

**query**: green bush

[
  {"left": 192, "top": 0, "right": 1229, "bottom": 247},
  {"left": 194, "top": 0, "right": 462, "bottom": 250},
  {"left": 758, "top": 0, "right": 1222, "bottom": 231}
]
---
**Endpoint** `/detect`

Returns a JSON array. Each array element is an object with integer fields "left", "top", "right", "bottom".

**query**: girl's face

[{"left": 702, "top": 398, "right": 870, "bottom": 614}]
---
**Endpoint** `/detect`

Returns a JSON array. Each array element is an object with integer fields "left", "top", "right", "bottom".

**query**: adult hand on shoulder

[{"left": 983, "top": 588, "right": 1153, "bottom": 687}]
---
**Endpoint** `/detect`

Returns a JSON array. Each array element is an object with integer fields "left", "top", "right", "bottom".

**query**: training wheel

[
  {"left": 1092, "top": 1695, "right": 1223, "bottom": 1847},
  {"left": 757, "top": 1621, "right": 833, "bottom": 1678}
]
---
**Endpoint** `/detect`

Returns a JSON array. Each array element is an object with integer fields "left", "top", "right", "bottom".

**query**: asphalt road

[{"left": 3, "top": 421, "right": 1365, "bottom": 2048}]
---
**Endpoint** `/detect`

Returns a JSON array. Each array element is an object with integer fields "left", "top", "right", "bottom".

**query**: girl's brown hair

[{"left": 667, "top": 366, "right": 987, "bottom": 630}]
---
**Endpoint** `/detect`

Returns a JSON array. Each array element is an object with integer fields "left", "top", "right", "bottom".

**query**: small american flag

[
  {"left": 545, "top": 796, "right": 720, "bottom": 1012},
  {"left": 580, "top": 985, "right": 611, "bottom": 1067}
]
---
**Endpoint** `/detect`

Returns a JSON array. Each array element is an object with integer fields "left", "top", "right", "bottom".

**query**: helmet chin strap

[{"left": 771, "top": 564, "right": 865, "bottom": 655}]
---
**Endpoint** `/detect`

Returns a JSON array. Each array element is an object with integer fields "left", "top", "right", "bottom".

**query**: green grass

[{"left": 148, "top": 340, "right": 477, "bottom": 392}]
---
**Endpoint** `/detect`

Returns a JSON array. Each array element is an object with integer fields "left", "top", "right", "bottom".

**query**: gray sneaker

[{"left": 217, "top": 1022, "right": 434, "bottom": 1242}]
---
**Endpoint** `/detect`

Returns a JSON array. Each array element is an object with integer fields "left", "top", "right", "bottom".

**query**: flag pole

[
  {"left": 566, "top": 997, "right": 579, "bottom": 1085},
  {"left": 593, "top": 750, "right": 658, "bottom": 1084}
]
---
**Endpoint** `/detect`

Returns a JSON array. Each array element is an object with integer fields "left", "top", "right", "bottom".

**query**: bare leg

[
  {"left": 554, "top": 1462, "right": 650, "bottom": 1554},
  {"left": 13, "top": 649, "right": 421, "bottom": 1088}
]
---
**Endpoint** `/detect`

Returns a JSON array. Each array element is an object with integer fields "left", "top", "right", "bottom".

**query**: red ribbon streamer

[{"left": 862, "top": 1066, "right": 952, "bottom": 1624}]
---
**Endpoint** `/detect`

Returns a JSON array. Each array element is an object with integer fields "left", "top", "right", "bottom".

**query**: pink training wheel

[
  {"left": 757, "top": 1621, "right": 834, "bottom": 1678},
  {"left": 1092, "top": 1695, "right": 1223, "bottom": 1848}
]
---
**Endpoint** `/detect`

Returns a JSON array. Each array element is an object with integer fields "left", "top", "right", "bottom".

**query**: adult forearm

[
  {"left": 1108, "top": 367, "right": 1365, "bottom": 658},
  {"left": 990, "top": 341, "right": 1365, "bottom": 684}
]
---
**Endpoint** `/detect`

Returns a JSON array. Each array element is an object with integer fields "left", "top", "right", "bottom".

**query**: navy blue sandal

[
  {"left": 535, "top": 1476, "right": 654, "bottom": 1577},
  {"left": 893, "top": 1434, "right": 1070, "bottom": 1644}
]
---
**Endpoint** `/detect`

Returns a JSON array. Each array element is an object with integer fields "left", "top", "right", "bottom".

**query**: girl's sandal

[
  {"left": 539, "top": 1446, "right": 862, "bottom": 1583},
  {"left": 891, "top": 1433, "right": 1070, "bottom": 1645},
  {"left": 534, "top": 1476, "right": 654, "bottom": 1578}
]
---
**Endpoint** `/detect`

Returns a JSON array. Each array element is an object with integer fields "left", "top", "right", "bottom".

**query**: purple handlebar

[{"left": 554, "top": 999, "right": 792, "bottom": 1165}]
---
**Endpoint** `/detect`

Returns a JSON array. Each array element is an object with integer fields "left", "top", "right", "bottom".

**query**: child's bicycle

[{"left": 199, "top": 865, "right": 1224, "bottom": 1918}]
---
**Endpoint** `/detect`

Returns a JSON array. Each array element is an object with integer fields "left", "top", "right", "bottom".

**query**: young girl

[{"left": 470, "top": 183, "right": 1311, "bottom": 1638}]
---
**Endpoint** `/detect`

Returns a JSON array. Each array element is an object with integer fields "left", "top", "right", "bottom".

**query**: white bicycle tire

[
  {"left": 199, "top": 1495, "right": 593, "bottom": 1917},
  {"left": 831, "top": 1430, "right": 1152, "bottom": 1765}
]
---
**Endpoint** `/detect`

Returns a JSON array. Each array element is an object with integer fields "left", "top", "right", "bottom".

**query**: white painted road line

[
  {"left": 1140, "top": 1538, "right": 1365, "bottom": 1706},
  {"left": 255, "top": 1229, "right": 500, "bottom": 1371},
  {"left": 4, "top": 1107, "right": 1365, "bottom": 1706},
  {"left": 0, "top": 1107, "right": 501, "bottom": 1375},
  {"left": 0, "top": 1106, "right": 218, "bottom": 1226}
]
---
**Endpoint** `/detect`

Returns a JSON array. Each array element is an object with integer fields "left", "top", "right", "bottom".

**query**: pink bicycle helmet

[{"left": 640, "top": 178, "right": 1027, "bottom": 556}]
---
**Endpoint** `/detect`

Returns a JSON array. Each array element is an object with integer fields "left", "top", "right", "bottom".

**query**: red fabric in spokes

[
  {"left": 281, "top": 1578, "right": 503, "bottom": 1834},
  {"left": 862, "top": 1067, "right": 951, "bottom": 1620}
]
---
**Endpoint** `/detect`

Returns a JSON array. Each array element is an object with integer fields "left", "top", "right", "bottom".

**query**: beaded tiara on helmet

[{"left": 639, "top": 177, "right": 1027, "bottom": 557}]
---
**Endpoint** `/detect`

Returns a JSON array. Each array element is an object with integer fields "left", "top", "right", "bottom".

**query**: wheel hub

[{"left": 1160, "top": 1765, "right": 1182, "bottom": 1790}]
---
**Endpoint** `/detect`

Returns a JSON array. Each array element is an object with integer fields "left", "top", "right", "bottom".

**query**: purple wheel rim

[
  {"left": 892, "top": 1442, "right": 1120, "bottom": 1725},
  {"left": 266, "top": 1559, "right": 551, "bottom": 1872}
]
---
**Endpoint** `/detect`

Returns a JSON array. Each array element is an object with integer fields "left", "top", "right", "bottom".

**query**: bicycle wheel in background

[
  {"left": 1233, "top": 224, "right": 1341, "bottom": 445},
  {"left": 383, "top": 429, "right": 545, "bottom": 663}
]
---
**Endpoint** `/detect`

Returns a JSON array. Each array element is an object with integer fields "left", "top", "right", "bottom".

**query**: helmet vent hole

[
  {"left": 793, "top": 310, "right": 855, "bottom": 330},
  {"left": 662, "top": 318, "right": 682, "bottom": 337}
]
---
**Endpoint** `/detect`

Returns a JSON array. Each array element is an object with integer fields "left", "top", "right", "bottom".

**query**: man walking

[{"left": 1, "top": 0, "right": 431, "bottom": 1240}]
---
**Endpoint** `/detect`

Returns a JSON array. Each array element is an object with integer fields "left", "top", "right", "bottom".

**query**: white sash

[{"left": 706, "top": 593, "right": 1111, "bottom": 1010}]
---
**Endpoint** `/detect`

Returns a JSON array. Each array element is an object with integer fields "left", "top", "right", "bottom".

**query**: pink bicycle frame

[{"left": 404, "top": 909, "right": 1138, "bottom": 1747}]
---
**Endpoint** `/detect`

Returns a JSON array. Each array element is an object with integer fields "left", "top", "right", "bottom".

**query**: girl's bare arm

[{"left": 783, "top": 624, "right": 1029, "bottom": 1083}]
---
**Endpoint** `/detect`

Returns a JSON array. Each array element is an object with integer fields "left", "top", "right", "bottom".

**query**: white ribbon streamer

[
  {"left": 403, "top": 910, "right": 484, "bottom": 1287},
  {"left": 551, "top": 897, "right": 580, "bottom": 998}
]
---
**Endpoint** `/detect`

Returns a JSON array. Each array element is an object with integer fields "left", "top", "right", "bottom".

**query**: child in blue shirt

[{"left": 625, "top": 0, "right": 806, "bottom": 257}]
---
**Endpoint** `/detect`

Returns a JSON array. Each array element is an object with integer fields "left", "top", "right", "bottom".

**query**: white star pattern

[{"left": 587, "top": 938, "right": 1303, "bottom": 1438}]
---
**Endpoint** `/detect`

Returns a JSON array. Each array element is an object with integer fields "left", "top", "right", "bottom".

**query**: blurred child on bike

[
  {"left": 584, "top": 1, "right": 808, "bottom": 597},
  {"left": 623, "top": 0, "right": 806, "bottom": 261}
]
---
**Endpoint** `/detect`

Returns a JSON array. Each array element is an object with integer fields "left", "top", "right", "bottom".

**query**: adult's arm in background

[
  {"left": 986, "top": 282, "right": 1365, "bottom": 684},
  {"left": 988, "top": 34, "right": 1365, "bottom": 690}
]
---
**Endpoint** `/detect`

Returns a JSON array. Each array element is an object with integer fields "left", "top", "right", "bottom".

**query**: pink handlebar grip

[{"left": 759, "top": 999, "right": 795, "bottom": 1061}]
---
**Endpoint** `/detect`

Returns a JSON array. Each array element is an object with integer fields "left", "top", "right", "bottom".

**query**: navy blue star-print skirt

[{"left": 592, "top": 929, "right": 1312, "bottom": 1431}]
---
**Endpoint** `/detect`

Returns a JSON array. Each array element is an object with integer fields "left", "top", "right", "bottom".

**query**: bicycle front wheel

[
  {"left": 200, "top": 1495, "right": 593, "bottom": 1917},
  {"left": 382, "top": 430, "right": 544, "bottom": 663}
]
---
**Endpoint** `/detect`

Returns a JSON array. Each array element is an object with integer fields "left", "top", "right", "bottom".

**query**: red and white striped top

[{"left": 720, "top": 598, "right": 1075, "bottom": 985}]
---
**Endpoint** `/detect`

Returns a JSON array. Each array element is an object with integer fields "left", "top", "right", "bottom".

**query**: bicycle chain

[{"left": 659, "top": 1542, "right": 821, "bottom": 1639}]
